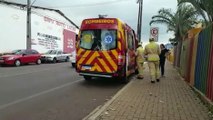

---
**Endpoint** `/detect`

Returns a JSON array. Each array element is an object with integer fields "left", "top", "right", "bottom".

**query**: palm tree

[
  {"left": 150, "top": 4, "right": 198, "bottom": 67},
  {"left": 178, "top": 0, "right": 213, "bottom": 24},
  {"left": 150, "top": 4, "right": 198, "bottom": 42}
]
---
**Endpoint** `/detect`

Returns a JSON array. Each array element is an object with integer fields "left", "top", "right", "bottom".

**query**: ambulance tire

[
  {"left": 120, "top": 67, "right": 129, "bottom": 84},
  {"left": 84, "top": 76, "right": 92, "bottom": 81},
  {"left": 122, "top": 76, "right": 129, "bottom": 83}
]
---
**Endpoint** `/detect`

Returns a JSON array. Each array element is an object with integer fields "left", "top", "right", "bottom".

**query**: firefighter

[
  {"left": 144, "top": 38, "right": 161, "bottom": 83},
  {"left": 136, "top": 42, "right": 145, "bottom": 79}
]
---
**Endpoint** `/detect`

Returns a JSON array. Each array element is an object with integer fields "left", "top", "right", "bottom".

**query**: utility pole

[
  {"left": 137, "top": 0, "right": 143, "bottom": 42},
  {"left": 27, "top": 0, "right": 31, "bottom": 49}
]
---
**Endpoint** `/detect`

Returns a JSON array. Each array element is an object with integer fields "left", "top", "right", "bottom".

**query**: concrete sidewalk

[{"left": 84, "top": 62, "right": 212, "bottom": 120}]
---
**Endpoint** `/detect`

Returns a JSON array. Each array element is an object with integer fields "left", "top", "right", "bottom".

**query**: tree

[
  {"left": 178, "top": 0, "right": 213, "bottom": 24},
  {"left": 150, "top": 4, "right": 198, "bottom": 43},
  {"left": 169, "top": 38, "right": 178, "bottom": 46}
]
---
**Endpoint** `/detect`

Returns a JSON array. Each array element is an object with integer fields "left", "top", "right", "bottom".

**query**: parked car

[
  {"left": 0, "top": 49, "right": 41, "bottom": 67},
  {"left": 41, "top": 50, "right": 70, "bottom": 63}
]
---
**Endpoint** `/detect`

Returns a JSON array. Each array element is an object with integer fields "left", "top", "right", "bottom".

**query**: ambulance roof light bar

[{"left": 98, "top": 14, "right": 108, "bottom": 18}]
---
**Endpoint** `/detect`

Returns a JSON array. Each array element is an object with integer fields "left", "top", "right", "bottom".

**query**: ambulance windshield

[{"left": 80, "top": 29, "right": 117, "bottom": 50}]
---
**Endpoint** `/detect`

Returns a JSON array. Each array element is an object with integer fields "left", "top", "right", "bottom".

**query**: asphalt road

[{"left": 0, "top": 62, "right": 125, "bottom": 120}]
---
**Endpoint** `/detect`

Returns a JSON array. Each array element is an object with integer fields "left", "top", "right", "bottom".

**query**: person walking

[
  {"left": 159, "top": 44, "right": 170, "bottom": 77},
  {"left": 136, "top": 42, "right": 145, "bottom": 79},
  {"left": 144, "top": 38, "right": 161, "bottom": 83}
]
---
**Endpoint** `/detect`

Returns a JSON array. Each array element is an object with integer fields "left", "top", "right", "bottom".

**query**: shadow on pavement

[{"left": 79, "top": 77, "right": 126, "bottom": 89}]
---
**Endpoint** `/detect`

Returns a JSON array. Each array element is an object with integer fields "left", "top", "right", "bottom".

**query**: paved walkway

[{"left": 84, "top": 62, "right": 212, "bottom": 120}]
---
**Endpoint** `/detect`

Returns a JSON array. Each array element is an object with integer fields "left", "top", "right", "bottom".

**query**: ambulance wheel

[
  {"left": 84, "top": 76, "right": 92, "bottom": 81},
  {"left": 120, "top": 67, "right": 129, "bottom": 83},
  {"left": 122, "top": 75, "right": 129, "bottom": 83}
]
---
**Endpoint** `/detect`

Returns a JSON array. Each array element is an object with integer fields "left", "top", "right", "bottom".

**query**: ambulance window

[
  {"left": 131, "top": 31, "right": 136, "bottom": 50},
  {"left": 80, "top": 30, "right": 116, "bottom": 50},
  {"left": 101, "top": 30, "right": 116, "bottom": 50},
  {"left": 80, "top": 31, "right": 94, "bottom": 49}
]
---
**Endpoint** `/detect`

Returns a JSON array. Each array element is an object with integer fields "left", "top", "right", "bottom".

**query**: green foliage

[
  {"left": 178, "top": 0, "right": 213, "bottom": 24},
  {"left": 150, "top": 4, "right": 198, "bottom": 45},
  {"left": 169, "top": 38, "right": 178, "bottom": 46}
]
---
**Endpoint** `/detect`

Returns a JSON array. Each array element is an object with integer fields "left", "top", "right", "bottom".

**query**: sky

[{"left": 7, "top": 0, "right": 178, "bottom": 45}]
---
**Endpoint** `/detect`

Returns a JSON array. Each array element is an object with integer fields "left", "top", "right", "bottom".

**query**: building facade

[{"left": 0, "top": 1, "right": 79, "bottom": 53}]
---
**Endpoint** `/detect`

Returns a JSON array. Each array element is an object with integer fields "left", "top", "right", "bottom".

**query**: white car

[{"left": 41, "top": 50, "right": 70, "bottom": 63}]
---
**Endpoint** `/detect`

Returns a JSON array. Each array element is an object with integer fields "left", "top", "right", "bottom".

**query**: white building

[{"left": 0, "top": 1, "right": 79, "bottom": 53}]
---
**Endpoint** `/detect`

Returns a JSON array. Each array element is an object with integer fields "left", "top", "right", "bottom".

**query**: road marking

[{"left": 0, "top": 80, "right": 82, "bottom": 110}]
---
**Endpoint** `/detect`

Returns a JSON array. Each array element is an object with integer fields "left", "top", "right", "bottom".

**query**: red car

[{"left": 0, "top": 49, "right": 41, "bottom": 67}]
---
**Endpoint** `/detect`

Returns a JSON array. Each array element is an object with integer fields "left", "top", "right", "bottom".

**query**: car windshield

[
  {"left": 80, "top": 29, "right": 117, "bottom": 50},
  {"left": 11, "top": 50, "right": 24, "bottom": 55},
  {"left": 46, "top": 50, "right": 57, "bottom": 54}
]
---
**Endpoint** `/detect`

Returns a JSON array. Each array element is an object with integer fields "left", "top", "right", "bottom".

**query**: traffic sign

[
  {"left": 150, "top": 27, "right": 159, "bottom": 42},
  {"left": 151, "top": 28, "right": 158, "bottom": 36}
]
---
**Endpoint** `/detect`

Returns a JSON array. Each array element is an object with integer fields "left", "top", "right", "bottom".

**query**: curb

[
  {"left": 175, "top": 65, "right": 213, "bottom": 117},
  {"left": 83, "top": 78, "right": 135, "bottom": 120},
  {"left": 192, "top": 87, "right": 213, "bottom": 115}
]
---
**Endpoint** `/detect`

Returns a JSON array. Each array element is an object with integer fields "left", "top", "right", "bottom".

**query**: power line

[
  {"left": 48, "top": 0, "right": 131, "bottom": 8},
  {"left": 30, "top": 0, "right": 37, "bottom": 6}
]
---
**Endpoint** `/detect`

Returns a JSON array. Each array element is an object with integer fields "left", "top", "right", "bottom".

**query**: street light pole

[
  {"left": 137, "top": 0, "right": 143, "bottom": 42},
  {"left": 27, "top": 0, "right": 31, "bottom": 49}
]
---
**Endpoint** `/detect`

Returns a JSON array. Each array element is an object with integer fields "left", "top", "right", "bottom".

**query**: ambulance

[{"left": 76, "top": 17, "right": 138, "bottom": 83}]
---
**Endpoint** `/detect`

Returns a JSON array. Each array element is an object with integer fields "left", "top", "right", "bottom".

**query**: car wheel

[
  {"left": 14, "top": 60, "right": 21, "bottom": 67},
  {"left": 71, "top": 63, "right": 76, "bottom": 68},
  {"left": 120, "top": 64, "right": 129, "bottom": 84},
  {"left": 53, "top": 58, "right": 57, "bottom": 63},
  {"left": 65, "top": 57, "right": 69, "bottom": 62},
  {"left": 36, "top": 59, "right": 41, "bottom": 65}
]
